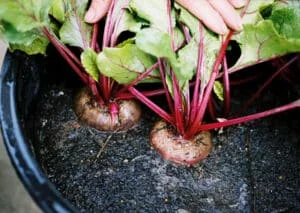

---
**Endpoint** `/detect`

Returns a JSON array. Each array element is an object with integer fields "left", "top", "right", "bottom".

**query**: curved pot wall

[{"left": 0, "top": 51, "right": 77, "bottom": 213}]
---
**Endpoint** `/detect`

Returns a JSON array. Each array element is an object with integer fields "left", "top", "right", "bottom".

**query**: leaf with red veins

[
  {"left": 96, "top": 44, "right": 160, "bottom": 84},
  {"left": 0, "top": 0, "right": 53, "bottom": 55},
  {"left": 0, "top": 0, "right": 54, "bottom": 32},
  {"left": 231, "top": 1, "right": 300, "bottom": 72},
  {"left": 231, "top": 20, "right": 300, "bottom": 72},
  {"left": 175, "top": 4, "right": 221, "bottom": 87},
  {"left": 242, "top": 0, "right": 274, "bottom": 24},
  {"left": 59, "top": 0, "right": 92, "bottom": 49}
]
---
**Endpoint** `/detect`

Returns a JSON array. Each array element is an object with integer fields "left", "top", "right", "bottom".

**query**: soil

[{"left": 25, "top": 56, "right": 300, "bottom": 212}]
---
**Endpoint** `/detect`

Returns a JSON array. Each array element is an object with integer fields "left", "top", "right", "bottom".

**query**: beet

[
  {"left": 150, "top": 120, "right": 213, "bottom": 166},
  {"left": 74, "top": 87, "right": 141, "bottom": 131}
]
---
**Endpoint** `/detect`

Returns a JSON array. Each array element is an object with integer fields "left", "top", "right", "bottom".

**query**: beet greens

[
  {"left": 0, "top": 0, "right": 163, "bottom": 132},
  {"left": 96, "top": 0, "right": 300, "bottom": 139}
]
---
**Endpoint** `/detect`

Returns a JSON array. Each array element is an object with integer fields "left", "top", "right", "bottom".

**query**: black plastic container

[{"left": 0, "top": 51, "right": 76, "bottom": 213}]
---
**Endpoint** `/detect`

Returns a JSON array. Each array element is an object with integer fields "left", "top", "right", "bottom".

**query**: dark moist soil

[{"left": 27, "top": 59, "right": 300, "bottom": 212}]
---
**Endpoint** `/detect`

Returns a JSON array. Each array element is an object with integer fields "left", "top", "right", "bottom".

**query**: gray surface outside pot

[
  {"left": 0, "top": 41, "right": 40, "bottom": 213},
  {"left": 0, "top": 135, "right": 40, "bottom": 213}
]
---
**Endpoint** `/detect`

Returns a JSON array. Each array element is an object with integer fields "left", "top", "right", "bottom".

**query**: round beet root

[
  {"left": 150, "top": 120, "right": 213, "bottom": 166},
  {"left": 74, "top": 87, "right": 141, "bottom": 131}
]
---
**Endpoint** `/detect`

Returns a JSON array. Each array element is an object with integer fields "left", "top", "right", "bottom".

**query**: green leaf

[
  {"left": 175, "top": 4, "right": 221, "bottom": 85},
  {"left": 113, "top": 10, "right": 142, "bottom": 41},
  {"left": 135, "top": 28, "right": 176, "bottom": 63},
  {"left": 130, "top": 0, "right": 174, "bottom": 33},
  {"left": 9, "top": 36, "right": 49, "bottom": 55},
  {"left": 175, "top": 3, "right": 200, "bottom": 39},
  {"left": 117, "top": 38, "right": 135, "bottom": 47},
  {"left": 97, "top": 44, "right": 159, "bottom": 84},
  {"left": 81, "top": 48, "right": 99, "bottom": 81},
  {"left": 176, "top": 39, "right": 198, "bottom": 81},
  {"left": 165, "top": 74, "right": 174, "bottom": 97},
  {"left": 213, "top": 81, "right": 224, "bottom": 102},
  {"left": 59, "top": 0, "right": 92, "bottom": 49},
  {"left": 130, "top": 1, "right": 187, "bottom": 88},
  {"left": 1, "top": 21, "right": 39, "bottom": 44},
  {"left": 111, "top": 0, "right": 130, "bottom": 24},
  {"left": 173, "top": 26, "right": 185, "bottom": 50},
  {"left": 1, "top": 21, "right": 49, "bottom": 55},
  {"left": 232, "top": 2, "right": 300, "bottom": 71},
  {"left": 109, "top": 0, "right": 142, "bottom": 42},
  {"left": 0, "top": 0, "right": 53, "bottom": 55},
  {"left": 135, "top": 28, "right": 190, "bottom": 85},
  {"left": 50, "top": 21, "right": 60, "bottom": 36},
  {"left": 0, "top": 0, "right": 54, "bottom": 32},
  {"left": 242, "top": 0, "right": 274, "bottom": 24},
  {"left": 266, "top": 4, "right": 300, "bottom": 39},
  {"left": 49, "top": 0, "right": 66, "bottom": 23}
]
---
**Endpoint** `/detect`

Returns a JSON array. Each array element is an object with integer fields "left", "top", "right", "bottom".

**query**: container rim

[{"left": 0, "top": 51, "right": 77, "bottom": 213}]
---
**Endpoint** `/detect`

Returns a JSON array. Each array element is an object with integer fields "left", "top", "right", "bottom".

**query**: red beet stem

[
  {"left": 102, "top": 0, "right": 115, "bottom": 48},
  {"left": 89, "top": 77, "right": 105, "bottom": 105},
  {"left": 117, "top": 89, "right": 166, "bottom": 99},
  {"left": 229, "top": 73, "right": 264, "bottom": 86},
  {"left": 237, "top": 55, "right": 299, "bottom": 115},
  {"left": 167, "top": 0, "right": 175, "bottom": 51},
  {"left": 110, "top": 0, "right": 130, "bottom": 46},
  {"left": 217, "top": 55, "right": 284, "bottom": 79},
  {"left": 172, "top": 72, "right": 185, "bottom": 135},
  {"left": 109, "top": 101, "right": 119, "bottom": 124},
  {"left": 91, "top": 23, "right": 99, "bottom": 51},
  {"left": 222, "top": 55, "right": 231, "bottom": 116},
  {"left": 158, "top": 59, "right": 175, "bottom": 115},
  {"left": 181, "top": 24, "right": 191, "bottom": 43},
  {"left": 42, "top": 27, "right": 89, "bottom": 84},
  {"left": 198, "top": 100, "right": 300, "bottom": 131},
  {"left": 128, "top": 87, "right": 175, "bottom": 125},
  {"left": 186, "top": 32, "right": 233, "bottom": 138},
  {"left": 189, "top": 23, "right": 204, "bottom": 124},
  {"left": 100, "top": 0, "right": 116, "bottom": 101}
]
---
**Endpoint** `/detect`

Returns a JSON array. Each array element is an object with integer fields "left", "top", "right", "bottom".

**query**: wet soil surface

[{"left": 26, "top": 81, "right": 300, "bottom": 213}]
